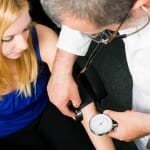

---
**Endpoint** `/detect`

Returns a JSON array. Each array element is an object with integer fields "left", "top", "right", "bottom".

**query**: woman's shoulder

[
  {"left": 34, "top": 23, "right": 58, "bottom": 70},
  {"left": 35, "top": 24, "right": 58, "bottom": 47}
]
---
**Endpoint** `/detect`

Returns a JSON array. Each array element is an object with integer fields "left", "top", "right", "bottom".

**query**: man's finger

[
  {"left": 71, "top": 95, "right": 81, "bottom": 108},
  {"left": 103, "top": 110, "right": 119, "bottom": 120},
  {"left": 107, "top": 128, "right": 119, "bottom": 139},
  {"left": 60, "top": 106, "right": 75, "bottom": 118}
]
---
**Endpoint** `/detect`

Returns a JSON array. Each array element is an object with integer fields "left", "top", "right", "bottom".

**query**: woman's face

[{"left": 1, "top": 8, "right": 32, "bottom": 59}]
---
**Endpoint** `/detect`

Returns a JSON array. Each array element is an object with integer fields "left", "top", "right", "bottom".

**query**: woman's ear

[{"left": 132, "top": 0, "right": 150, "bottom": 10}]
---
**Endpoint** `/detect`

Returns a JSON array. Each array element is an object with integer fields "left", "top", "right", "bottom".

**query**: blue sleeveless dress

[{"left": 0, "top": 27, "right": 49, "bottom": 138}]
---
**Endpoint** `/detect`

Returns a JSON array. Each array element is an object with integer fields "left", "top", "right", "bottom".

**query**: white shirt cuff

[{"left": 57, "top": 24, "right": 92, "bottom": 56}]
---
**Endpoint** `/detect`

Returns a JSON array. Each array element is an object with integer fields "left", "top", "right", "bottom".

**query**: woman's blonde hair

[{"left": 0, "top": 0, "right": 38, "bottom": 98}]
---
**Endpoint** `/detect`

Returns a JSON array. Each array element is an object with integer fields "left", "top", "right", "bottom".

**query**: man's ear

[{"left": 132, "top": 0, "right": 150, "bottom": 10}]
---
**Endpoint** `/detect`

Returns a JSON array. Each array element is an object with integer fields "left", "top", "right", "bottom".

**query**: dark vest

[{"left": 76, "top": 38, "right": 138, "bottom": 150}]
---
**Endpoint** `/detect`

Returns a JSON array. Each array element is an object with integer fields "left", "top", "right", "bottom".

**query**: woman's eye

[
  {"left": 23, "top": 27, "right": 30, "bottom": 32},
  {"left": 1, "top": 36, "right": 14, "bottom": 42},
  {"left": 23, "top": 24, "right": 33, "bottom": 32},
  {"left": 1, "top": 23, "right": 33, "bottom": 42}
]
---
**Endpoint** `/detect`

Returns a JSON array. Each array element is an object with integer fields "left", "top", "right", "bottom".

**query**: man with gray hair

[
  {"left": 40, "top": 0, "right": 92, "bottom": 118},
  {"left": 41, "top": 0, "right": 150, "bottom": 149}
]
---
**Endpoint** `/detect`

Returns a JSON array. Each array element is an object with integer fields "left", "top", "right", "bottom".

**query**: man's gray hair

[
  {"left": 40, "top": 0, "right": 62, "bottom": 27},
  {"left": 40, "top": 0, "right": 134, "bottom": 27}
]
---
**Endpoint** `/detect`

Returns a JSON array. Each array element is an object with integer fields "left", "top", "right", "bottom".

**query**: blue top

[{"left": 0, "top": 27, "right": 49, "bottom": 137}]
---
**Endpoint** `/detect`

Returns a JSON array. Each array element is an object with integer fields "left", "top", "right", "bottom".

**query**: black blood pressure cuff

[
  {"left": 74, "top": 62, "right": 105, "bottom": 107},
  {"left": 77, "top": 74, "right": 95, "bottom": 109},
  {"left": 73, "top": 61, "right": 106, "bottom": 121},
  {"left": 73, "top": 74, "right": 94, "bottom": 122},
  {"left": 77, "top": 73, "right": 95, "bottom": 110},
  {"left": 74, "top": 65, "right": 98, "bottom": 121}
]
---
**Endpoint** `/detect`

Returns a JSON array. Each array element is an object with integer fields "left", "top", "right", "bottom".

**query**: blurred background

[{"left": 28, "top": 0, "right": 60, "bottom": 33}]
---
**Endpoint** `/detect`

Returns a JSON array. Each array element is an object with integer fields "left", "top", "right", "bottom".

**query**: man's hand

[
  {"left": 47, "top": 72, "right": 81, "bottom": 118},
  {"left": 47, "top": 48, "right": 81, "bottom": 118},
  {"left": 104, "top": 110, "right": 150, "bottom": 142}
]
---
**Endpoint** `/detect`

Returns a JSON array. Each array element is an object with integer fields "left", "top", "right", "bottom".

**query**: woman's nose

[{"left": 14, "top": 34, "right": 28, "bottom": 50}]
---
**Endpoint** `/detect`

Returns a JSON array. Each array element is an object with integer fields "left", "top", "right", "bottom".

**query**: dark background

[{"left": 28, "top": 0, "right": 60, "bottom": 33}]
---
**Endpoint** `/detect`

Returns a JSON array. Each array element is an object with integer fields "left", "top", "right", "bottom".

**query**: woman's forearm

[{"left": 81, "top": 102, "right": 115, "bottom": 150}]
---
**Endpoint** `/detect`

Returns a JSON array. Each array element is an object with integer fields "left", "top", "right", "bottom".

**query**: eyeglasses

[{"left": 77, "top": 6, "right": 150, "bottom": 79}]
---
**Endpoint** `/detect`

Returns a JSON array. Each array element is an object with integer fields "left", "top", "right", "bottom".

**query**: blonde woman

[{"left": 0, "top": 0, "right": 114, "bottom": 149}]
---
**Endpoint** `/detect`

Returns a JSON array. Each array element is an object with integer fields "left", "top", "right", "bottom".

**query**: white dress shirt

[{"left": 120, "top": 21, "right": 150, "bottom": 150}]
